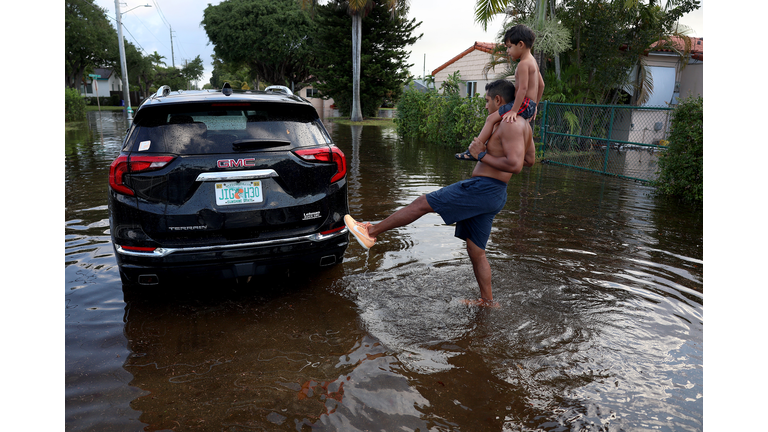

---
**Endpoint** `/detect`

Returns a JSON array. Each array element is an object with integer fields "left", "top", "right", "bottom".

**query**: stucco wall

[{"left": 433, "top": 49, "right": 508, "bottom": 97}]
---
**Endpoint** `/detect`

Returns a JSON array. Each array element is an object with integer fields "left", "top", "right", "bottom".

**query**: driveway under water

[{"left": 65, "top": 110, "right": 703, "bottom": 431}]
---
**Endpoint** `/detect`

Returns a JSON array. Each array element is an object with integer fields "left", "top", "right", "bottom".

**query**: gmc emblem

[{"left": 217, "top": 158, "right": 256, "bottom": 168}]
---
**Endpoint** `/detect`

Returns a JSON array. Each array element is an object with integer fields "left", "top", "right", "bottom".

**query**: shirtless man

[{"left": 344, "top": 80, "right": 533, "bottom": 307}]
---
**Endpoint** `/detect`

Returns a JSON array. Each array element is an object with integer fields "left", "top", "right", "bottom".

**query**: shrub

[
  {"left": 395, "top": 85, "right": 486, "bottom": 147},
  {"left": 65, "top": 87, "right": 86, "bottom": 122},
  {"left": 653, "top": 96, "right": 703, "bottom": 203}
]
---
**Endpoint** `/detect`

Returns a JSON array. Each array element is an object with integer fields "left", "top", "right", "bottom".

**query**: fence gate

[{"left": 538, "top": 102, "right": 672, "bottom": 182}]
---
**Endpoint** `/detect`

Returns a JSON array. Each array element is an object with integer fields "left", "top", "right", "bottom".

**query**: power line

[
  {"left": 130, "top": 12, "right": 171, "bottom": 53},
  {"left": 151, "top": 0, "right": 171, "bottom": 30},
  {"left": 106, "top": 14, "right": 147, "bottom": 53}
]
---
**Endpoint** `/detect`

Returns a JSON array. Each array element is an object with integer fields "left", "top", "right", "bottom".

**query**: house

[
  {"left": 431, "top": 37, "right": 703, "bottom": 106},
  {"left": 642, "top": 36, "right": 703, "bottom": 106},
  {"left": 616, "top": 36, "right": 703, "bottom": 147},
  {"left": 80, "top": 68, "right": 123, "bottom": 98},
  {"left": 432, "top": 42, "right": 507, "bottom": 97}
]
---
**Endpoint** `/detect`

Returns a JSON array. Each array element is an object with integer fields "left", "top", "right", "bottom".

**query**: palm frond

[{"left": 474, "top": 0, "right": 510, "bottom": 31}]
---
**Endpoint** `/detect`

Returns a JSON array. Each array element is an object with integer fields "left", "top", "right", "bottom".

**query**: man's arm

[{"left": 469, "top": 122, "right": 526, "bottom": 174}]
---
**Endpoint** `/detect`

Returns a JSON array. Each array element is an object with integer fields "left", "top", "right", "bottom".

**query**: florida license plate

[{"left": 215, "top": 180, "right": 263, "bottom": 206}]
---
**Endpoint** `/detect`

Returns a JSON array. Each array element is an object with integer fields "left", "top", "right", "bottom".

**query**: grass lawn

[
  {"left": 85, "top": 105, "right": 137, "bottom": 112},
  {"left": 327, "top": 117, "right": 395, "bottom": 127}
]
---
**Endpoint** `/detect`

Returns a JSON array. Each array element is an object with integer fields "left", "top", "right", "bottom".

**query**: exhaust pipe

[
  {"left": 319, "top": 255, "right": 337, "bottom": 266},
  {"left": 138, "top": 274, "right": 159, "bottom": 285}
]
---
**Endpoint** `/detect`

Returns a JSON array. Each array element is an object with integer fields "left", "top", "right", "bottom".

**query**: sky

[{"left": 91, "top": 0, "right": 704, "bottom": 88}]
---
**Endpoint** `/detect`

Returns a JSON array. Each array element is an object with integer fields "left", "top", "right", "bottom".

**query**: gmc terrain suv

[{"left": 108, "top": 84, "right": 349, "bottom": 286}]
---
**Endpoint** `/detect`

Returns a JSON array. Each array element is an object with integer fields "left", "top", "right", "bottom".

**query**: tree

[
  {"left": 201, "top": 0, "right": 317, "bottom": 89},
  {"left": 475, "top": 0, "right": 700, "bottom": 105},
  {"left": 302, "top": 0, "right": 410, "bottom": 122},
  {"left": 122, "top": 41, "right": 154, "bottom": 98},
  {"left": 310, "top": 0, "right": 421, "bottom": 117},
  {"left": 65, "top": 0, "right": 118, "bottom": 89},
  {"left": 182, "top": 55, "right": 205, "bottom": 89}
]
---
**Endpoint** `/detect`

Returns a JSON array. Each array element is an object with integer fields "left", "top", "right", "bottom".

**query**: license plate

[{"left": 215, "top": 180, "right": 263, "bottom": 206}]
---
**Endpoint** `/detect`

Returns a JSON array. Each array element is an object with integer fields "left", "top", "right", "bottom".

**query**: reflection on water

[{"left": 66, "top": 112, "right": 702, "bottom": 431}]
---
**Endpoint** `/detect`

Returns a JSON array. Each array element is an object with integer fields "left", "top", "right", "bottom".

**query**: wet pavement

[{"left": 65, "top": 110, "right": 703, "bottom": 431}]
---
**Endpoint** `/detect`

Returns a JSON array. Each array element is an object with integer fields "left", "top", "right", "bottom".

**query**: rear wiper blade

[{"left": 232, "top": 139, "right": 291, "bottom": 151}]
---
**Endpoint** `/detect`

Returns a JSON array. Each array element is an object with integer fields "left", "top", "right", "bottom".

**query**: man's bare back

[{"left": 468, "top": 93, "right": 531, "bottom": 183}]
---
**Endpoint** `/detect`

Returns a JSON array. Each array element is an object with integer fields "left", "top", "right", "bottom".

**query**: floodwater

[{"left": 65, "top": 110, "right": 703, "bottom": 431}]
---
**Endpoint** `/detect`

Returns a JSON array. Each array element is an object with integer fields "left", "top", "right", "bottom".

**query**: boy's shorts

[
  {"left": 425, "top": 176, "right": 508, "bottom": 250},
  {"left": 498, "top": 97, "right": 537, "bottom": 120}
]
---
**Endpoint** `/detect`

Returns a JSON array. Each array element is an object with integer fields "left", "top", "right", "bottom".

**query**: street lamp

[{"left": 115, "top": 2, "right": 151, "bottom": 121}]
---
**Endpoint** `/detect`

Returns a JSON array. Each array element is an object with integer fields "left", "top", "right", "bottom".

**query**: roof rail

[
  {"left": 265, "top": 85, "right": 293, "bottom": 96},
  {"left": 154, "top": 85, "right": 171, "bottom": 99},
  {"left": 222, "top": 82, "right": 233, "bottom": 96}
]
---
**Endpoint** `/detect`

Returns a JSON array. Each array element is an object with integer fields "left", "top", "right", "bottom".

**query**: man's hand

[{"left": 468, "top": 137, "right": 486, "bottom": 160}]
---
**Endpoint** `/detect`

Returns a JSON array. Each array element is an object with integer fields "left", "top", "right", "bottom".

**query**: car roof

[{"left": 133, "top": 88, "right": 314, "bottom": 122}]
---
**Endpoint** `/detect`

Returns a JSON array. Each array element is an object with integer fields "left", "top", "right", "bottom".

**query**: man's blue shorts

[{"left": 425, "top": 176, "right": 508, "bottom": 250}]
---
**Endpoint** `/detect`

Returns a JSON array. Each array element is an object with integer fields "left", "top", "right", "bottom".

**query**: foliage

[
  {"left": 65, "top": 87, "right": 87, "bottom": 122},
  {"left": 475, "top": 0, "right": 701, "bottom": 105},
  {"left": 202, "top": 0, "right": 317, "bottom": 88},
  {"left": 310, "top": 0, "right": 421, "bottom": 118},
  {"left": 65, "top": 0, "right": 117, "bottom": 89},
  {"left": 653, "top": 96, "right": 703, "bottom": 203},
  {"left": 395, "top": 86, "right": 486, "bottom": 147},
  {"left": 440, "top": 71, "right": 462, "bottom": 95}
]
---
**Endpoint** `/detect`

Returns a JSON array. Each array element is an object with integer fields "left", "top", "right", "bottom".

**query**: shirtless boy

[
  {"left": 456, "top": 24, "right": 544, "bottom": 166},
  {"left": 344, "top": 80, "right": 533, "bottom": 307}
]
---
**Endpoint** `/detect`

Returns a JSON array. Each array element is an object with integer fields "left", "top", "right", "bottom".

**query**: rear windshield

[{"left": 124, "top": 102, "right": 331, "bottom": 155}]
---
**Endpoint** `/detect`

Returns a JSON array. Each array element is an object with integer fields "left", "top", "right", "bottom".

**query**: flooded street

[{"left": 65, "top": 110, "right": 703, "bottom": 431}]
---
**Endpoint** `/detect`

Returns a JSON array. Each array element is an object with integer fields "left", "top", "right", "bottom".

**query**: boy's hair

[
  {"left": 485, "top": 80, "right": 515, "bottom": 105},
  {"left": 504, "top": 24, "right": 536, "bottom": 48}
]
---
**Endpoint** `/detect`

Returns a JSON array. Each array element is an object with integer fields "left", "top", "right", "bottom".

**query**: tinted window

[{"left": 127, "top": 102, "right": 331, "bottom": 155}]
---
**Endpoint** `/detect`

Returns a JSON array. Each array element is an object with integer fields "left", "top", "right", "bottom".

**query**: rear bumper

[{"left": 115, "top": 228, "right": 349, "bottom": 284}]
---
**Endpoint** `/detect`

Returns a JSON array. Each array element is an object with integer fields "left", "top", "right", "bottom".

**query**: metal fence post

[
  {"left": 603, "top": 106, "right": 616, "bottom": 174},
  {"left": 540, "top": 100, "right": 548, "bottom": 158}
]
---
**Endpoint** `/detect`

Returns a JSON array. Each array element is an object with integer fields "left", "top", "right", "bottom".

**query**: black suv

[{"left": 108, "top": 84, "right": 349, "bottom": 286}]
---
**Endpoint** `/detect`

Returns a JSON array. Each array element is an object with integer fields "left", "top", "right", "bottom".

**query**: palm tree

[
  {"left": 301, "top": 0, "right": 407, "bottom": 122},
  {"left": 474, "top": 0, "right": 569, "bottom": 80}
]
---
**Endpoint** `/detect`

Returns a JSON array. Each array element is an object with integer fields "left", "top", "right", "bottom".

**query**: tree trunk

[{"left": 351, "top": 13, "right": 363, "bottom": 122}]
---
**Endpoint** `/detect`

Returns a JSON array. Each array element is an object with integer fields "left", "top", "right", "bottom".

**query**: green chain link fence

[{"left": 537, "top": 101, "right": 673, "bottom": 182}]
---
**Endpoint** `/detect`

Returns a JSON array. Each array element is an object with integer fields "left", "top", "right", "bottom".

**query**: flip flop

[{"left": 455, "top": 149, "right": 477, "bottom": 161}]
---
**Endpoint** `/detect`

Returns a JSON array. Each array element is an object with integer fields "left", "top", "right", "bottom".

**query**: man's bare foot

[{"left": 460, "top": 298, "right": 500, "bottom": 308}]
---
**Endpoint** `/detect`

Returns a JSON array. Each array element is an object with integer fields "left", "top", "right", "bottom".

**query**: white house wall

[{"left": 433, "top": 50, "right": 506, "bottom": 98}]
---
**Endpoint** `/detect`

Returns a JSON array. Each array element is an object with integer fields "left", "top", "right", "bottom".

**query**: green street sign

[{"left": 88, "top": 74, "right": 101, "bottom": 78}]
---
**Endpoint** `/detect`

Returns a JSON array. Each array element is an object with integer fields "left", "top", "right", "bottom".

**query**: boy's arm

[
  {"left": 536, "top": 70, "right": 545, "bottom": 103},
  {"left": 475, "top": 110, "right": 502, "bottom": 144},
  {"left": 528, "top": 70, "right": 545, "bottom": 124}
]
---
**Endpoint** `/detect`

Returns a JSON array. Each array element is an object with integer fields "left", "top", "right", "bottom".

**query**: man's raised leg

[
  {"left": 367, "top": 194, "right": 433, "bottom": 238},
  {"left": 345, "top": 194, "right": 434, "bottom": 249}
]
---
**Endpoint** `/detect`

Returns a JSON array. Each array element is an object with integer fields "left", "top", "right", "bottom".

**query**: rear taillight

[
  {"left": 109, "top": 155, "right": 175, "bottom": 196},
  {"left": 121, "top": 245, "right": 157, "bottom": 253},
  {"left": 294, "top": 146, "right": 347, "bottom": 183}
]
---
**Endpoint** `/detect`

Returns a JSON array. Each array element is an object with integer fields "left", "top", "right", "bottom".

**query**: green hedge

[
  {"left": 653, "top": 96, "right": 703, "bottom": 203},
  {"left": 65, "top": 87, "right": 86, "bottom": 122},
  {"left": 394, "top": 84, "right": 486, "bottom": 147}
]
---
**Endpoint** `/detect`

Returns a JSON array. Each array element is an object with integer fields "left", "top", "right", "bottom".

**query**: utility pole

[
  {"left": 115, "top": 0, "right": 133, "bottom": 120},
  {"left": 113, "top": 2, "right": 150, "bottom": 121},
  {"left": 170, "top": 26, "right": 176, "bottom": 68}
]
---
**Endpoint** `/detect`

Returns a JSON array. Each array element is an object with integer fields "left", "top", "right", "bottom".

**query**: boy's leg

[{"left": 368, "top": 194, "right": 433, "bottom": 238}]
